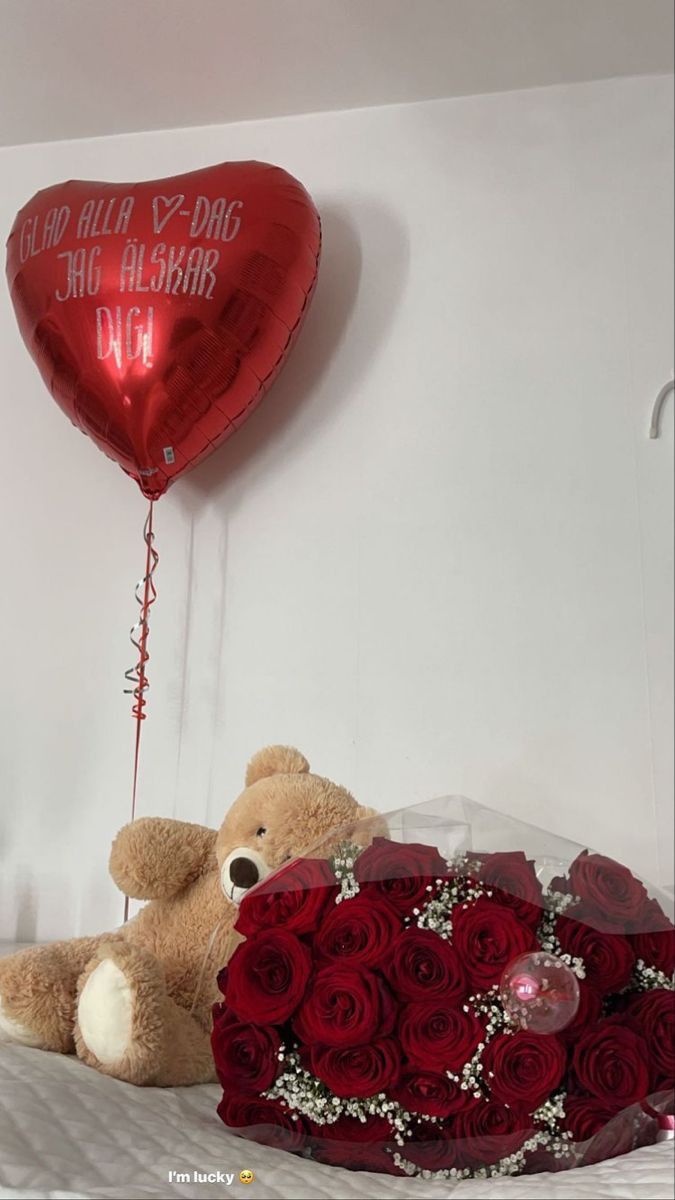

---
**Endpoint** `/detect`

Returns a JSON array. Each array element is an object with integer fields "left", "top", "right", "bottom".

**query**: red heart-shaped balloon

[{"left": 6, "top": 161, "right": 321, "bottom": 498}]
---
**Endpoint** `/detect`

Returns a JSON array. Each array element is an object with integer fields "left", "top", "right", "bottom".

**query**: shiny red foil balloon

[{"left": 6, "top": 161, "right": 321, "bottom": 498}]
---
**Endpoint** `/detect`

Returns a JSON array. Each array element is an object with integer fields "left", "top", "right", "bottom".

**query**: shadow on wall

[
  {"left": 13, "top": 873, "right": 38, "bottom": 943},
  {"left": 176, "top": 198, "right": 410, "bottom": 514},
  {"left": 0, "top": 787, "right": 38, "bottom": 942},
  {"left": 162, "top": 199, "right": 409, "bottom": 817}
]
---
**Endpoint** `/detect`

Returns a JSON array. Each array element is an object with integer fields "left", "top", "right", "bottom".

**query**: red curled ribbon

[{"left": 122, "top": 500, "right": 159, "bottom": 920}]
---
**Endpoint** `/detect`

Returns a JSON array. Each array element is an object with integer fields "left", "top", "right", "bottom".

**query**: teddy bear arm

[{"left": 109, "top": 818, "right": 217, "bottom": 900}]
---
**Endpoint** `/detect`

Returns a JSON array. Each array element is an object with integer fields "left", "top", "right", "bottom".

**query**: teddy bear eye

[{"left": 256, "top": 827, "right": 267, "bottom": 838}]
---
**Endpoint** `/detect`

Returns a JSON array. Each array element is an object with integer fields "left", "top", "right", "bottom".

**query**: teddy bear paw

[
  {"left": 77, "top": 957, "right": 133, "bottom": 1065},
  {"left": 0, "top": 996, "right": 45, "bottom": 1048}
]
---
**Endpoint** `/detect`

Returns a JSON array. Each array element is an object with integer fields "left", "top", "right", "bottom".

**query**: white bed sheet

[{"left": 0, "top": 1043, "right": 672, "bottom": 1200}]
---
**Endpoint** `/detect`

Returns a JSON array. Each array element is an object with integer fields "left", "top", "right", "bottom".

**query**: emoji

[{"left": 239, "top": 1169, "right": 255, "bottom": 1185}]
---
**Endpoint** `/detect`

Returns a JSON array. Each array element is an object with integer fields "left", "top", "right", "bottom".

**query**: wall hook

[{"left": 649, "top": 379, "right": 674, "bottom": 439}]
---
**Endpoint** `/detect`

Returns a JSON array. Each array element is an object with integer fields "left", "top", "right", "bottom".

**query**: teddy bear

[{"left": 0, "top": 746, "right": 376, "bottom": 1086}]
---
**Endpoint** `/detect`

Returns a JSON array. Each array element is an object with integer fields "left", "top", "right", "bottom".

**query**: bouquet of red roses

[{"left": 212, "top": 797, "right": 674, "bottom": 1180}]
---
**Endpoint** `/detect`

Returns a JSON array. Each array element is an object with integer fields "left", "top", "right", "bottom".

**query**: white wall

[{"left": 0, "top": 75, "right": 672, "bottom": 942}]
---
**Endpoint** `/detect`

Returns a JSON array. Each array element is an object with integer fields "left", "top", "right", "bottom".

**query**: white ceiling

[{"left": 1, "top": 0, "right": 673, "bottom": 148}]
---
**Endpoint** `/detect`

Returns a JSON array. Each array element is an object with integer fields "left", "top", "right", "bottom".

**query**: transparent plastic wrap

[{"left": 212, "top": 798, "right": 675, "bottom": 1180}]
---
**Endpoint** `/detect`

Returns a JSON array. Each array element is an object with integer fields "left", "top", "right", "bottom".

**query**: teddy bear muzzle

[{"left": 220, "top": 847, "right": 271, "bottom": 904}]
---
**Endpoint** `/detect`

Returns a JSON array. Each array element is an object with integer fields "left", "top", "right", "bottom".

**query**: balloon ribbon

[{"left": 122, "top": 500, "right": 159, "bottom": 921}]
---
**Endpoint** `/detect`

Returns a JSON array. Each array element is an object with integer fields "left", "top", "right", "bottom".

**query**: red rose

[
  {"left": 399, "top": 1000, "right": 482, "bottom": 1071},
  {"left": 211, "top": 1009, "right": 280, "bottom": 1093},
  {"left": 294, "top": 965, "right": 396, "bottom": 1047},
  {"left": 557, "top": 912, "right": 635, "bottom": 994},
  {"left": 457, "top": 1103, "right": 532, "bottom": 1167},
  {"left": 565, "top": 1095, "right": 628, "bottom": 1141},
  {"left": 477, "top": 851, "right": 543, "bottom": 930},
  {"left": 309, "top": 1038, "right": 402, "bottom": 1098},
  {"left": 314, "top": 895, "right": 401, "bottom": 968},
  {"left": 629, "top": 900, "right": 675, "bottom": 976},
  {"left": 310, "top": 1114, "right": 401, "bottom": 1174},
  {"left": 626, "top": 990, "right": 675, "bottom": 1086},
  {"left": 405, "top": 1119, "right": 462, "bottom": 1172},
  {"left": 217, "top": 1094, "right": 307, "bottom": 1152},
  {"left": 225, "top": 929, "right": 311, "bottom": 1024},
  {"left": 452, "top": 897, "right": 536, "bottom": 991},
  {"left": 235, "top": 857, "right": 337, "bottom": 938},
  {"left": 391, "top": 1071, "right": 475, "bottom": 1118},
  {"left": 557, "top": 981, "right": 603, "bottom": 1047},
  {"left": 484, "top": 1031, "right": 566, "bottom": 1111},
  {"left": 386, "top": 928, "right": 466, "bottom": 1003},
  {"left": 353, "top": 837, "right": 448, "bottom": 912},
  {"left": 569, "top": 851, "right": 648, "bottom": 930},
  {"left": 564, "top": 1098, "right": 635, "bottom": 1166},
  {"left": 572, "top": 1018, "right": 650, "bottom": 1104}
]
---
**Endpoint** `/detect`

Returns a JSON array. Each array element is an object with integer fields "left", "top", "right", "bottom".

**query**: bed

[{"left": 0, "top": 1040, "right": 672, "bottom": 1200}]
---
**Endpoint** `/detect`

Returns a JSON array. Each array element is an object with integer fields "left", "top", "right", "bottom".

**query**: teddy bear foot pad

[{"left": 77, "top": 956, "right": 134, "bottom": 1065}]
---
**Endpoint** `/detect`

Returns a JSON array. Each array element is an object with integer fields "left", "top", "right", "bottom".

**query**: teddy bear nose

[{"left": 228, "top": 856, "right": 260, "bottom": 889}]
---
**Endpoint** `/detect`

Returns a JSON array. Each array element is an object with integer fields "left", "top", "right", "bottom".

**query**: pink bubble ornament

[{"left": 500, "top": 951, "right": 580, "bottom": 1034}]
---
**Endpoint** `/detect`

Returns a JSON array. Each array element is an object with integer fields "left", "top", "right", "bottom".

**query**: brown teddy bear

[{"left": 0, "top": 746, "right": 375, "bottom": 1086}]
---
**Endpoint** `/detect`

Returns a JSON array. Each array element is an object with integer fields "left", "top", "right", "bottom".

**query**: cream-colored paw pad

[
  {"left": 78, "top": 958, "right": 133, "bottom": 1065},
  {"left": 0, "top": 996, "right": 45, "bottom": 1047}
]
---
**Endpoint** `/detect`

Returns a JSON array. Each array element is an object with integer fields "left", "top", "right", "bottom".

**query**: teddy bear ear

[{"left": 245, "top": 745, "right": 310, "bottom": 786}]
